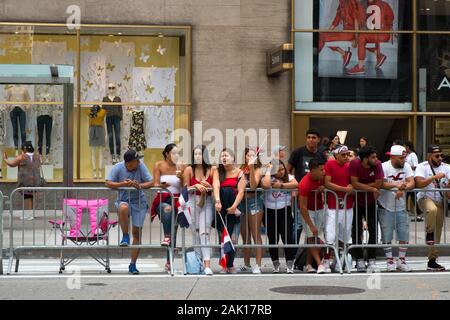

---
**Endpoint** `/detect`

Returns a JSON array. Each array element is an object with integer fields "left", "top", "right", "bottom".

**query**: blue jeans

[
  {"left": 37, "top": 115, "right": 52, "bottom": 155},
  {"left": 158, "top": 203, "right": 178, "bottom": 262},
  {"left": 378, "top": 208, "right": 409, "bottom": 243},
  {"left": 10, "top": 107, "right": 26, "bottom": 149},
  {"left": 106, "top": 115, "right": 121, "bottom": 156}
]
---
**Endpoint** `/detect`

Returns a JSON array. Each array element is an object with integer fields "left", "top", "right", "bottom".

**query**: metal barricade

[
  {"left": 180, "top": 187, "right": 345, "bottom": 274},
  {"left": 6, "top": 186, "right": 177, "bottom": 275},
  {"left": 345, "top": 188, "right": 450, "bottom": 273}
]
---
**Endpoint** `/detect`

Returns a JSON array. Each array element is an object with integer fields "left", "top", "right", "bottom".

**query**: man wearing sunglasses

[{"left": 415, "top": 144, "right": 450, "bottom": 271}]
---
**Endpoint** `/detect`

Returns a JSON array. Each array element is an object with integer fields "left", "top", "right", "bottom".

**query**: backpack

[{"left": 185, "top": 251, "right": 204, "bottom": 275}]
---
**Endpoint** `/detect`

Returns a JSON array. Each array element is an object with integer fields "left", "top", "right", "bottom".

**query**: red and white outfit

[
  {"left": 188, "top": 175, "right": 214, "bottom": 261},
  {"left": 298, "top": 173, "right": 325, "bottom": 238},
  {"left": 319, "top": 0, "right": 365, "bottom": 59},
  {"left": 324, "top": 159, "right": 354, "bottom": 245}
]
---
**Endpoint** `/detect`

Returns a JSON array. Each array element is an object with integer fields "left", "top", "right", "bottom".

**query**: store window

[
  {"left": 294, "top": 0, "right": 413, "bottom": 111},
  {"left": 418, "top": 0, "right": 450, "bottom": 30},
  {"left": 0, "top": 24, "right": 191, "bottom": 183}
]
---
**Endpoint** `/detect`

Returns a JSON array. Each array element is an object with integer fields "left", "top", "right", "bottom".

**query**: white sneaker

[
  {"left": 367, "top": 259, "right": 379, "bottom": 273},
  {"left": 239, "top": 265, "right": 252, "bottom": 273},
  {"left": 219, "top": 268, "right": 227, "bottom": 274},
  {"left": 316, "top": 264, "right": 326, "bottom": 274},
  {"left": 387, "top": 259, "right": 396, "bottom": 272},
  {"left": 204, "top": 267, "right": 213, "bottom": 275},
  {"left": 356, "top": 259, "right": 367, "bottom": 272},
  {"left": 252, "top": 265, "right": 262, "bottom": 274},
  {"left": 272, "top": 260, "right": 280, "bottom": 273},
  {"left": 322, "top": 259, "right": 332, "bottom": 273},
  {"left": 286, "top": 260, "right": 294, "bottom": 274},
  {"left": 305, "top": 264, "right": 316, "bottom": 273},
  {"left": 396, "top": 259, "right": 412, "bottom": 272}
]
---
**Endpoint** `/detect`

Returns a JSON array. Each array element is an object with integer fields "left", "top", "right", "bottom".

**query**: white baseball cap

[{"left": 387, "top": 145, "right": 406, "bottom": 157}]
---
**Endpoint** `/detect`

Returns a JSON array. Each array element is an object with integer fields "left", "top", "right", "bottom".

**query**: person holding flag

[
  {"left": 183, "top": 145, "right": 216, "bottom": 275},
  {"left": 213, "top": 148, "right": 246, "bottom": 274}
]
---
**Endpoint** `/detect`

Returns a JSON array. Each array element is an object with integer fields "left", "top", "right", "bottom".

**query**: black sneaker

[
  {"left": 411, "top": 216, "right": 424, "bottom": 222},
  {"left": 426, "top": 232, "right": 435, "bottom": 245},
  {"left": 427, "top": 259, "right": 446, "bottom": 272}
]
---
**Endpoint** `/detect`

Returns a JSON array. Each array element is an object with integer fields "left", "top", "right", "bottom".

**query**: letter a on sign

[
  {"left": 438, "top": 77, "right": 450, "bottom": 90},
  {"left": 366, "top": 5, "right": 381, "bottom": 30}
]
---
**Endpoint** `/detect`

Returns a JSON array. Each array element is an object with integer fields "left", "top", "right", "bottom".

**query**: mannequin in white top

[
  {"left": 35, "top": 92, "right": 56, "bottom": 164},
  {"left": 6, "top": 85, "right": 30, "bottom": 154}
]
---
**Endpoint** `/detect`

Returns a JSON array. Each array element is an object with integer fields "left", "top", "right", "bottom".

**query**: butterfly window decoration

[
  {"left": 157, "top": 44, "right": 167, "bottom": 55},
  {"left": 139, "top": 52, "right": 150, "bottom": 63}
]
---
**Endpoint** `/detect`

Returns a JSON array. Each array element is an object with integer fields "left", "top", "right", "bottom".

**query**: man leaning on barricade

[{"left": 414, "top": 144, "right": 450, "bottom": 272}]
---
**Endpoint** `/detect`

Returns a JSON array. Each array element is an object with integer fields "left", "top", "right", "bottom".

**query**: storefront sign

[
  {"left": 266, "top": 43, "right": 293, "bottom": 76},
  {"left": 437, "top": 76, "right": 450, "bottom": 90}
]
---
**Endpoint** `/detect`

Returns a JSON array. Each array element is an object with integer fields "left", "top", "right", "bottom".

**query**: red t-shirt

[
  {"left": 298, "top": 173, "right": 324, "bottom": 211},
  {"left": 349, "top": 158, "right": 384, "bottom": 206},
  {"left": 324, "top": 159, "right": 353, "bottom": 209}
]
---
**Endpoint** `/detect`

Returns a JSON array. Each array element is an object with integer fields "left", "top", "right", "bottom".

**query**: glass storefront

[
  {"left": 0, "top": 23, "right": 191, "bottom": 183},
  {"left": 293, "top": 0, "right": 450, "bottom": 159}
]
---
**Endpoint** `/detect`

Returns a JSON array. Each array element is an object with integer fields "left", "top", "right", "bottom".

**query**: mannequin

[
  {"left": 86, "top": 101, "right": 106, "bottom": 179},
  {"left": 35, "top": 92, "right": 56, "bottom": 164},
  {"left": 102, "top": 83, "right": 123, "bottom": 164},
  {"left": 127, "top": 97, "right": 146, "bottom": 156},
  {"left": 6, "top": 85, "right": 30, "bottom": 154}
]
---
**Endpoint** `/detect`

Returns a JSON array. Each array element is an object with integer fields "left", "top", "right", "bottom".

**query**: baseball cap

[
  {"left": 124, "top": 149, "right": 143, "bottom": 163},
  {"left": 333, "top": 144, "right": 349, "bottom": 155},
  {"left": 272, "top": 145, "right": 287, "bottom": 153},
  {"left": 386, "top": 145, "right": 406, "bottom": 157},
  {"left": 427, "top": 144, "right": 442, "bottom": 153}
]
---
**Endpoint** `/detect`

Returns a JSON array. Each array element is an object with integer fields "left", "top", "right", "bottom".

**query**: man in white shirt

[
  {"left": 379, "top": 145, "right": 415, "bottom": 272},
  {"left": 414, "top": 144, "right": 450, "bottom": 272}
]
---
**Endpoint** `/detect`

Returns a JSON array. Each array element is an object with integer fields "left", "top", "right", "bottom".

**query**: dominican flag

[
  {"left": 177, "top": 187, "right": 192, "bottom": 228},
  {"left": 219, "top": 224, "right": 235, "bottom": 268}
]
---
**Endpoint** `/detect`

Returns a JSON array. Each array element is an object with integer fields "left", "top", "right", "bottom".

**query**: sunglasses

[
  {"left": 433, "top": 153, "right": 444, "bottom": 158},
  {"left": 108, "top": 86, "right": 116, "bottom": 89}
]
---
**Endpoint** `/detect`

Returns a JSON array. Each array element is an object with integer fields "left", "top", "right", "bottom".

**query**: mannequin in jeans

[
  {"left": 36, "top": 92, "right": 56, "bottom": 164},
  {"left": 6, "top": 85, "right": 30, "bottom": 155},
  {"left": 86, "top": 101, "right": 106, "bottom": 179},
  {"left": 102, "top": 83, "right": 123, "bottom": 164}
]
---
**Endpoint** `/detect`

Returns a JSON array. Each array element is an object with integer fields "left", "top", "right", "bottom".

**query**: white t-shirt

[
  {"left": 405, "top": 152, "right": 419, "bottom": 171},
  {"left": 264, "top": 174, "right": 295, "bottom": 210},
  {"left": 415, "top": 161, "right": 450, "bottom": 202},
  {"left": 378, "top": 161, "right": 413, "bottom": 212}
]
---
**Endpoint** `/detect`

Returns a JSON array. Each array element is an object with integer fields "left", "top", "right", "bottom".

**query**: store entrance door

[{"left": 308, "top": 117, "right": 410, "bottom": 161}]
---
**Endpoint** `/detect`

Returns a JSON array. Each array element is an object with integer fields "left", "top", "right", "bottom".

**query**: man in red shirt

[
  {"left": 324, "top": 145, "right": 354, "bottom": 272},
  {"left": 347, "top": 0, "right": 395, "bottom": 75},
  {"left": 319, "top": 0, "right": 365, "bottom": 67},
  {"left": 298, "top": 158, "right": 326, "bottom": 274},
  {"left": 349, "top": 145, "right": 384, "bottom": 272}
]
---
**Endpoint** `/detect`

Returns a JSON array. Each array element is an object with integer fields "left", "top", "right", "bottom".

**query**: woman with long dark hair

[
  {"left": 239, "top": 147, "right": 265, "bottom": 274},
  {"left": 151, "top": 143, "right": 186, "bottom": 272},
  {"left": 213, "top": 148, "right": 246, "bottom": 274},
  {"left": 183, "top": 145, "right": 216, "bottom": 275}
]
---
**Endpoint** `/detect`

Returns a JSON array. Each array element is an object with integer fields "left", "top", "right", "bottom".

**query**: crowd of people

[
  {"left": 102, "top": 129, "right": 450, "bottom": 275},
  {"left": 4, "top": 133, "right": 449, "bottom": 275}
]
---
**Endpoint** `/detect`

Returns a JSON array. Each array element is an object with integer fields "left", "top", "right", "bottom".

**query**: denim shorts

[
  {"left": 245, "top": 194, "right": 264, "bottom": 215},
  {"left": 115, "top": 200, "right": 148, "bottom": 228},
  {"left": 378, "top": 208, "right": 409, "bottom": 243}
]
